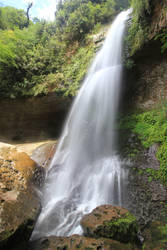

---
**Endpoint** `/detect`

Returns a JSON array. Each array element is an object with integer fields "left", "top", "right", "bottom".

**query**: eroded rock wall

[
  {"left": 0, "top": 94, "right": 71, "bottom": 143},
  {"left": 124, "top": 0, "right": 167, "bottom": 110},
  {"left": 124, "top": 40, "right": 167, "bottom": 110},
  {"left": 149, "top": 0, "right": 167, "bottom": 40}
]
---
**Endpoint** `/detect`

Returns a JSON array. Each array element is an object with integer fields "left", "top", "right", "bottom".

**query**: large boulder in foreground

[
  {"left": 81, "top": 205, "right": 138, "bottom": 243},
  {"left": 31, "top": 234, "right": 138, "bottom": 250},
  {"left": 0, "top": 148, "right": 42, "bottom": 249}
]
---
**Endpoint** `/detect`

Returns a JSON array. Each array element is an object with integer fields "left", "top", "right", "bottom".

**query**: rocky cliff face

[
  {"left": 125, "top": 40, "right": 167, "bottom": 110},
  {"left": 119, "top": 0, "right": 167, "bottom": 242},
  {"left": 149, "top": 0, "right": 167, "bottom": 40},
  {"left": 124, "top": 0, "right": 167, "bottom": 110},
  {"left": 0, "top": 94, "right": 71, "bottom": 143}
]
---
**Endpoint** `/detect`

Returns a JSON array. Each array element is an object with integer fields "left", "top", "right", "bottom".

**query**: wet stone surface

[{"left": 121, "top": 133, "right": 167, "bottom": 230}]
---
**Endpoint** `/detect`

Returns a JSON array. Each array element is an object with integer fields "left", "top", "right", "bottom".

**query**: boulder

[
  {"left": 0, "top": 148, "right": 42, "bottom": 249},
  {"left": 81, "top": 205, "right": 138, "bottom": 243},
  {"left": 30, "top": 234, "right": 138, "bottom": 250}
]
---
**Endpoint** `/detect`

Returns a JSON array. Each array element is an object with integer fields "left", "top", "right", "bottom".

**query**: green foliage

[
  {"left": 155, "top": 28, "right": 167, "bottom": 53},
  {"left": 158, "top": 224, "right": 167, "bottom": 240},
  {"left": 115, "top": 0, "right": 129, "bottom": 11},
  {"left": 132, "top": 110, "right": 167, "bottom": 148},
  {"left": 121, "top": 106, "right": 167, "bottom": 183},
  {"left": 0, "top": 6, "right": 27, "bottom": 30},
  {"left": 127, "top": 1, "right": 167, "bottom": 54},
  {"left": 0, "top": 20, "right": 95, "bottom": 98},
  {"left": 125, "top": 58, "right": 135, "bottom": 69},
  {"left": 145, "top": 168, "right": 157, "bottom": 182},
  {"left": 130, "top": 0, "right": 150, "bottom": 20},
  {"left": 0, "top": 0, "right": 130, "bottom": 98},
  {"left": 104, "top": 212, "right": 138, "bottom": 242},
  {"left": 55, "top": 0, "right": 117, "bottom": 42},
  {"left": 127, "top": 0, "right": 151, "bottom": 55},
  {"left": 0, "top": 16, "right": 68, "bottom": 98},
  {"left": 61, "top": 41, "right": 95, "bottom": 96}
]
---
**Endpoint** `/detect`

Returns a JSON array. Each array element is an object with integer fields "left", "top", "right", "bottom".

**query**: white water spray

[{"left": 32, "top": 9, "right": 131, "bottom": 240}]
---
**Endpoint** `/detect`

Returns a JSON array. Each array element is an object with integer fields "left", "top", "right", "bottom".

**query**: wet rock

[
  {"left": 92, "top": 25, "right": 110, "bottom": 52},
  {"left": 30, "top": 234, "right": 139, "bottom": 250},
  {"left": 81, "top": 205, "right": 138, "bottom": 243},
  {"left": 122, "top": 134, "right": 167, "bottom": 229},
  {"left": 31, "top": 142, "right": 57, "bottom": 170},
  {"left": 147, "top": 143, "right": 160, "bottom": 170},
  {"left": 143, "top": 220, "right": 167, "bottom": 249},
  {"left": 125, "top": 38, "right": 167, "bottom": 111},
  {"left": 0, "top": 148, "right": 41, "bottom": 249}
]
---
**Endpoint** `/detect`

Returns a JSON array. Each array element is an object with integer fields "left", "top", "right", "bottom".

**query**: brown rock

[
  {"left": 0, "top": 94, "right": 71, "bottom": 143},
  {"left": 31, "top": 142, "right": 57, "bottom": 170},
  {"left": 0, "top": 148, "right": 41, "bottom": 248},
  {"left": 81, "top": 205, "right": 138, "bottom": 243},
  {"left": 31, "top": 234, "right": 138, "bottom": 250}
]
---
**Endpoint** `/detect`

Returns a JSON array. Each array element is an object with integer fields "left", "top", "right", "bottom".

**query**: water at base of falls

[
  {"left": 33, "top": 156, "right": 129, "bottom": 239},
  {"left": 31, "top": 9, "right": 131, "bottom": 240}
]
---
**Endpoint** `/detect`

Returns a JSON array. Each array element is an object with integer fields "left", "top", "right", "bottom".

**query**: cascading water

[{"left": 32, "top": 9, "right": 131, "bottom": 240}]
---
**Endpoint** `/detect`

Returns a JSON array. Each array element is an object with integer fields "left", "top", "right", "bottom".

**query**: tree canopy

[
  {"left": 0, "top": 0, "right": 129, "bottom": 98},
  {"left": 0, "top": 6, "right": 28, "bottom": 30}
]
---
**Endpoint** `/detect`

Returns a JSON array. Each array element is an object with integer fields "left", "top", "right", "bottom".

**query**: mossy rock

[
  {"left": 143, "top": 221, "right": 167, "bottom": 249},
  {"left": 81, "top": 205, "right": 138, "bottom": 243}
]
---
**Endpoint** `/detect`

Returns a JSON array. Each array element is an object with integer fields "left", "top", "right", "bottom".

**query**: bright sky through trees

[{"left": 0, "top": 0, "right": 58, "bottom": 21}]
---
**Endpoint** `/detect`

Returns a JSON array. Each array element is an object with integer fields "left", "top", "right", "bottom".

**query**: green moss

[
  {"left": 158, "top": 224, "right": 167, "bottom": 242},
  {"left": 100, "top": 212, "right": 138, "bottom": 243},
  {"left": 144, "top": 221, "right": 167, "bottom": 248},
  {"left": 138, "top": 169, "right": 144, "bottom": 175},
  {"left": 0, "top": 229, "right": 14, "bottom": 241},
  {"left": 127, "top": 148, "right": 139, "bottom": 158},
  {"left": 126, "top": 0, "right": 150, "bottom": 55},
  {"left": 120, "top": 105, "right": 167, "bottom": 184}
]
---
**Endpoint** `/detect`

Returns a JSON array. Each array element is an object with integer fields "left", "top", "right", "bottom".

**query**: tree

[
  {"left": 0, "top": 6, "right": 27, "bottom": 30},
  {"left": 26, "top": 2, "right": 33, "bottom": 27}
]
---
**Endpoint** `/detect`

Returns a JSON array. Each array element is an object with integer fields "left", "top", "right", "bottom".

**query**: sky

[{"left": 0, "top": 0, "right": 58, "bottom": 21}]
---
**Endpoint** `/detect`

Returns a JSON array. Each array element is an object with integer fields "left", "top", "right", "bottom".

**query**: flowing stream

[{"left": 32, "top": 9, "right": 131, "bottom": 240}]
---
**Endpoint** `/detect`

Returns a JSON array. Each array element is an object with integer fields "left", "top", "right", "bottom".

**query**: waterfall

[{"left": 31, "top": 9, "right": 131, "bottom": 240}]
